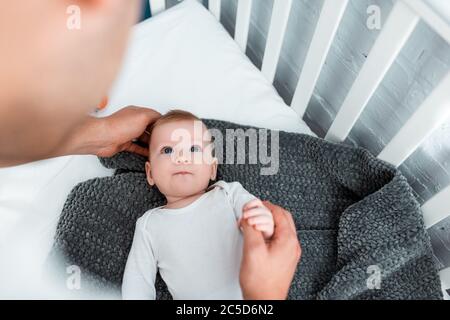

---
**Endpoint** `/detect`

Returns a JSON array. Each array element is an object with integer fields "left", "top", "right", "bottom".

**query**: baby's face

[{"left": 145, "top": 120, "right": 217, "bottom": 200}]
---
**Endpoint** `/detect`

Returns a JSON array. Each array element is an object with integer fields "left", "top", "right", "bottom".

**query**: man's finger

[
  {"left": 125, "top": 143, "right": 149, "bottom": 157},
  {"left": 137, "top": 130, "right": 150, "bottom": 145},
  {"left": 263, "top": 201, "right": 296, "bottom": 234},
  {"left": 284, "top": 209, "right": 298, "bottom": 235},
  {"left": 269, "top": 207, "right": 295, "bottom": 245},
  {"left": 262, "top": 200, "right": 276, "bottom": 212},
  {"left": 240, "top": 218, "right": 266, "bottom": 252}
]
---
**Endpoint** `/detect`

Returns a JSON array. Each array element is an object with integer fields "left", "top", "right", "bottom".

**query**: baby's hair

[{"left": 147, "top": 109, "right": 215, "bottom": 158}]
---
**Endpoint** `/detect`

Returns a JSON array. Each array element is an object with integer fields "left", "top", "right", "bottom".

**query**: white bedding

[{"left": 0, "top": 0, "right": 313, "bottom": 297}]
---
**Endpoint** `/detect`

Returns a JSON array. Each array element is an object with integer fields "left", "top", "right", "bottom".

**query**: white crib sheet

[{"left": 0, "top": 0, "right": 314, "bottom": 297}]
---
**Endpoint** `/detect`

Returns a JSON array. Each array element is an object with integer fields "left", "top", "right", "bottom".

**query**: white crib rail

[
  {"left": 149, "top": 0, "right": 166, "bottom": 16},
  {"left": 405, "top": 0, "right": 450, "bottom": 44},
  {"left": 378, "top": 72, "right": 450, "bottom": 167},
  {"left": 291, "top": 0, "right": 349, "bottom": 118},
  {"left": 440, "top": 267, "right": 450, "bottom": 298},
  {"left": 208, "top": 0, "right": 222, "bottom": 21},
  {"left": 325, "top": 1, "right": 420, "bottom": 142},
  {"left": 261, "top": 0, "right": 293, "bottom": 83},
  {"left": 235, "top": 0, "right": 253, "bottom": 52},
  {"left": 422, "top": 185, "right": 450, "bottom": 229}
]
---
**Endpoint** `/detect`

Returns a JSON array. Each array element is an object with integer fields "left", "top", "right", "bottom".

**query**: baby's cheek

[
  {"left": 198, "top": 166, "right": 214, "bottom": 181},
  {"left": 151, "top": 161, "right": 170, "bottom": 183}
]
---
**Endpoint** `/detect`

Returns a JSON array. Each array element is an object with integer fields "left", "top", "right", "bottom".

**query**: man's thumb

[{"left": 240, "top": 218, "right": 265, "bottom": 251}]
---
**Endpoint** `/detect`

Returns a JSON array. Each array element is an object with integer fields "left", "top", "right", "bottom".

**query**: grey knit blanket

[{"left": 51, "top": 119, "right": 443, "bottom": 299}]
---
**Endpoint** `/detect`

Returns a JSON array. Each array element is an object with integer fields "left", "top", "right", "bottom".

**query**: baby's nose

[{"left": 175, "top": 150, "right": 191, "bottom": 164}]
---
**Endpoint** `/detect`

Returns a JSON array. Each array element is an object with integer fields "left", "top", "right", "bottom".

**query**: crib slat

[
  {"left": 235, "top": 0, "right": 253, "bottom": 52},
  {"left": 261, "top": 0, "right": 293, "bottom": 83},
  {"left": 440, "top": 267, "right": 450, "bottom": 292},
  {"left": 422, "top": 185, "right": 450, "bottom": 229},
  {"left": 402, "top": 0, "right": 450, "bottom": 44},
  {"left": 444, "top": 289, "right": 450, "bottom": 301},
  {"left": 325, "top": 1, "right": 419, "bottom": 142},
  {"left": 378, "top": 72, "right": 450, "bottom": 167},
  {"left": 291, "top": 0, "right": 349, "bottom": 118},
  {"left": 149, "top": 0, "right": 166, "bottom": 16},
  {"left": 209, "top": 0, "right": 222, "bottom": 21}
]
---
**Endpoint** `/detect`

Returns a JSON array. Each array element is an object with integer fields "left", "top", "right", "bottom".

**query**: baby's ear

[
  {"left": 210, "top": 157, "right": 218, "bottom": 181},
  {"left": 145, "top": 161, "right": 155, "bottom": 186}
]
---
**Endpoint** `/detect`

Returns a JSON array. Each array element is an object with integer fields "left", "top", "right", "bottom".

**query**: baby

[{"left": 122, "top": 110, "right": 274, "bottom": 300}]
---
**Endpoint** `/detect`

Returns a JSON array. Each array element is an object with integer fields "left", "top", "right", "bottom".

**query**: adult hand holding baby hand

[
  {"left": 241, "top": 199, "right": 275, "bottom": 239},
  {"left": 239, "top": 201, "right": 301, "bottom": 300}
]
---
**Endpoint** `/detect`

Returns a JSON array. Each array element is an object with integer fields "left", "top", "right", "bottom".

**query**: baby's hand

[{"left": 240, "top": 199, "right": 274, "bottom": 239}]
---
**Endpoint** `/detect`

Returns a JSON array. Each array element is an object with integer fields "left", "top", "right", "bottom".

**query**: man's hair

[{"left": 147, "top": 109, "right": 214, "bottom": 157}]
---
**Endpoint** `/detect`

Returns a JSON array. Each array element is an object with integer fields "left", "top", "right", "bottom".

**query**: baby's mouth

[{"left": 173, "top": 171, "right": 192, "bottom": 176}]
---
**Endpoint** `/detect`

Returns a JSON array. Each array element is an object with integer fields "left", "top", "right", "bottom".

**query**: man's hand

[
  {"left": 94, "top": 106, "right": 161, "bottom": 158},
  {"left": 0, "top": 106, "right": 161, "bottom": 167},
  {"left": 239, "top": 201, "right": 301, "bottom": 300},
  {"left": 63, "top": 106, "right": 161, "bottom": 159}
]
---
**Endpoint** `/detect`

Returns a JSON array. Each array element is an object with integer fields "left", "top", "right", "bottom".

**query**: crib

[{"left": 145, "top": 0, "right": 450, "bottom": 297}]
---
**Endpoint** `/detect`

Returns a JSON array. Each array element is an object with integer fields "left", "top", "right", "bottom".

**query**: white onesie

[{"left": 121, "top": 181, "right": 257, "bottom": 300}]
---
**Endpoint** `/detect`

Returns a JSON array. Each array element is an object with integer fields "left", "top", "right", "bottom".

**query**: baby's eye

[
  {"left": 190, "top": 145, "right": 202, "bottom": 153},
  {"left": 161, "top": 146, "right": 173, "bottom": 154}
]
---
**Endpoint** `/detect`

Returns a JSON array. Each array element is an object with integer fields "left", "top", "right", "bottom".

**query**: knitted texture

[{"left": 51, "top": 119, "right": 443, "bottom": 300}]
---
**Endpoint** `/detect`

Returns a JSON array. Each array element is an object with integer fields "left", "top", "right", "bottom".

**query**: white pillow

[
  {"left": 103, "top": 0, "right": 314, "bottom": 135},
  {"left": 0, "top": 156, "right": 112, "bottom": 298}
]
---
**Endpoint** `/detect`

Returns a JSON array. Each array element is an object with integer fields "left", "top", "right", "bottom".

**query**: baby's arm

[
  {"left": 122, "top": 218, "right": 157, "bottom": 300},
  {"left": 241, "top": 199, "right": 274, "bottom": 240}
]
